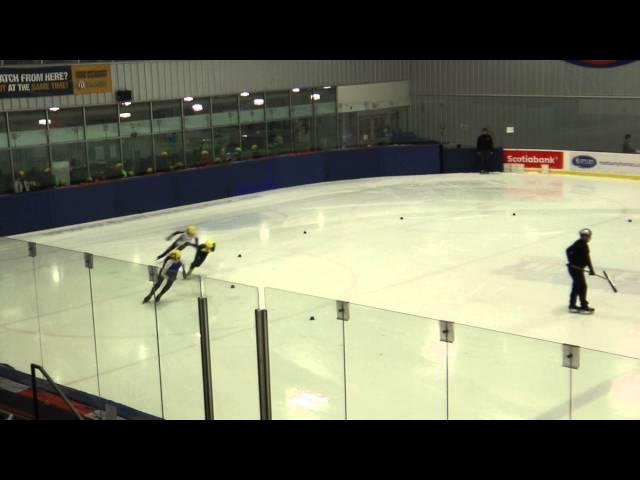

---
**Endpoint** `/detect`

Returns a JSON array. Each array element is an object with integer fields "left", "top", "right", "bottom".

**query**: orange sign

[{"left": 71, "top": 63, "right": 112, "bottom": 95}]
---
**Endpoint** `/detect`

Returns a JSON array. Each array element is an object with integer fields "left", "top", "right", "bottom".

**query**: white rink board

[{"left": 567, "top": 150, "right": 640, "bottom": 177}]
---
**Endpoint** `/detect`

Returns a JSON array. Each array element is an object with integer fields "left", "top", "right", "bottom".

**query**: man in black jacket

[
  {"left": 476, "top": 128, "right": 494, "bottom": 173},
  {"left": 566, "top": 228, "right": 595, "bottom": 313}
]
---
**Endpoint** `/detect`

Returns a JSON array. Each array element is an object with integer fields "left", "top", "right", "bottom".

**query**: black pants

[
  {"left": 187, "top": 252, "right": 207, "bottom": 275},
  {"left": 146, "top": 271, "right": 177, "bottom": 301},
  {"left": 477, "top": 151, "right": 493, "bottom": 172},
  {"left": 568, "top": 266, "right": 588, "bottom": 307},
  {"left": 157, "top": 240, "right": 188, "bottom": 259}
]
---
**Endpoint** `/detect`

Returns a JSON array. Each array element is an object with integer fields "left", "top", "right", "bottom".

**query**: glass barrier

[
  {"left": 448, "top": 324, "right": 570, "bottom": 419},
  {"left": 203, "top": 277, "right": 260, "bottom": 419},
  {"left": 0, "top": 86, "right": 416, "bottom": 194},
  {"left": 344, "top": 304, "right": 447, "bottom": 419},
  {"left": 0, "top": 238, "right": 41, "bottom": 371},
  {"left": 32, "top": 244, "right": 98, "bottom": 395},
  {"left": 571, "top": 348, "right": 640, "bottom": 420},
  {"left": 153, "top": 268, "right": 204, "bottom": 419},
  {"left": 3, "top": 239, "right": 640, "bottom": 420},
  {"left": 264, "top": 287, "right": 346, "bottom": 420},
  {"left": 89, "top": 254, "right": 164, "bottom": 418}
]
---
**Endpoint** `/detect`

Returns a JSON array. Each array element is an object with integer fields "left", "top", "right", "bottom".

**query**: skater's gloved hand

[{"left": 589, "top": 270, "right": 595, "bottom": 276}]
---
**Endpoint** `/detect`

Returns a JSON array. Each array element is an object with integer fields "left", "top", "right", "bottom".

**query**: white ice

[{"left": 3, "top": 172, "right": 640, "bottom": 419}]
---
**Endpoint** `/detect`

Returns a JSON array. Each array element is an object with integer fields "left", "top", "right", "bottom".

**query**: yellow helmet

[
  {"left": 204, "top": 240, "right": 215, "bottom": 252},
  {"left": 169, "top": 250, "right": 182, "bottom": 260},
  {"left": 186, "top": 225, "right": 197, "bottom": 235}
]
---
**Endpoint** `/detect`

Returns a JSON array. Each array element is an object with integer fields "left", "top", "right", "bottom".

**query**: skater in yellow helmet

[
  {"left": 156, "top": 225, "right": 198, "bottom": 260},
  {"left": 143, "top": 250, "right": 186, "bottom": 304},
  {"left": 184, "top": 239, "right": 216, "bottom": 279}
]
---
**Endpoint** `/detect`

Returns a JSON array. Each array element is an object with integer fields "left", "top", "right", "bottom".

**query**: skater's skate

[{"left": 569, "top": 305, "right": 594, "bottom": 314}]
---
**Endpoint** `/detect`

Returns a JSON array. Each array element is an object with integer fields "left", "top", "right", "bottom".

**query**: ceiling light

[
  {"left": 292, "top": 88, "right": 300, "bottom": 93},
  {"left": 122, "top": 101, "right": 132, "bottom": 107},
  {"left": 119, "top": 112, "right": 132, "bottom": 118},
  {"left": 49, "top": 106, "right": 60, "bottom": 112},
  {"left": 242, "top": 134, "right": 248, "bottom": 138},
  {"left": 192, "top": 103, "right": 204, "bottom": 112},
  {"left": 240, "top": 91, "right": 250, "bottom": 97},
  {"left": 323, "top": 86, "right": 332, "bottom": 89},
  {"left": 38, "top": 119, "right": 51, "bottom": 126},
  {"left": 311, "top": 93, "right": 321, "bottom": 101},
  {"left": 184, "top": 96, "right": 194, "bottom": 102},
  {"left": 253, "top": 98, "right": 264, "bottom": 106}
]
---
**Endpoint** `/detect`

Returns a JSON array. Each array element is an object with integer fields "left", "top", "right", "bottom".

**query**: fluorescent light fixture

[
  {"left": 242, "top": 134, "right": 248, "bottom": 138},
  {"left": 310, "top": 93, "right": 321, "bottom": 101},
  {"left": 122, "top": 101, "right": 132, "bottom": 107},
  {"left": 119, "top": 112, "right": 132, "bottom": 119},
  {"left": 183, "top": 96, "right": 194, "bottom": 102},
  {"left": 192, "top": 103, "right": 204, "bottom": 112},
  {"left": 38, "top": 119, "right": 51, "bottom": 126},
  {"left": 253, "top": 98, "right": 264, "bottom": 106},
  {"left": 292, "top": 87, "right": 300, "bottom": 93},
  {"left": 49, "top": 106, "right": 60, "bottom": 112},
  {"left": 240, "top": 91, "right": 250, "bottom": 97},
  {"left": 323, "top": 86, "right": 332, "bottom": 89}
]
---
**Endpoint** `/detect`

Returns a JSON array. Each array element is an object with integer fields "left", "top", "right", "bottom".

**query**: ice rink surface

[{"left": 7, "top": 171, "right": 640, "bottom": 419}]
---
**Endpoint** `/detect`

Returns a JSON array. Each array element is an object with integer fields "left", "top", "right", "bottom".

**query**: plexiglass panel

[
  {"left": 33, "top": 245, "right": 98, "bottom": 394},
  {"left": 90, "top": 255, "right": 164, "bottom": 418},
  {"left": 265, "top": 287, "right": 345, "bottom": 419},
  {"left": 449, "top": 324, "right": 569, "bottom": 419},
  {"left": 345, "top": 304, "right": 447, "bottom": 419},
  {"left": 0, "top": 238, "right": 41, "bottom": 371},
  {"left": 203, "top": 277, "right": 260, "bottom": 419},
  {"left": 572, "top": 348, "right": 640, "bottom": 420},
  {"left": 152, "top": 270, "right": 204, "bottom": 419}
]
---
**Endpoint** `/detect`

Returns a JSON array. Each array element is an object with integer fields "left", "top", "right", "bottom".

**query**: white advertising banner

[{"left": 566, "top": 151, "right": 640, "bottom": 177}]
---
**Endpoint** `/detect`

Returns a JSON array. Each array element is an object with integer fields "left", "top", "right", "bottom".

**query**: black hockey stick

[
  {"left": 602, "top": 270, "right": 618, "bottom": 293},
  {"left": 569, "top": 265, "right": 618, "bottom": 293}
]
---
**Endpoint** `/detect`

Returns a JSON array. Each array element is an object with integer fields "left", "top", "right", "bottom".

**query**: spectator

[
  {"left": 157, "top": 151, "right": 170, "bottom": 172},
  {"left": 41, "top": 166, "right": 56, "bottom": 189},
  {"left": 200, "top": 150, "right": 210, "bottom": 165},
  {"left": 476, "top": 127, "right": 495, "bottom": 174},
  {"left": 270, "top": 134, "right": 285, "bottom": 154},
  {"left": 27, "top": 166, "right": 54, "bottom": 191},
  {"left": 14, "top": 170, "right": 30, "bottom": 193},
  {"left": 0, "top": 168, "right": 12, "bottom": 193},
  {"left": 69, "top": 158, "right": 87, "bottom": 184},
  {"left": 622, "top": 134, "right": 638, "bottom": 153},
  {"left": 382, "top": 127, "right": 393, "bottom": 144},
  {"left": 107, "top": 162, "right": 128, "bottom": 179}
]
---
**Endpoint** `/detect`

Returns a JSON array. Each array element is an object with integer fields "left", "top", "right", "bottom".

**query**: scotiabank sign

[{"left": 503, "top": 149, "right": 564, "bottom": 169}]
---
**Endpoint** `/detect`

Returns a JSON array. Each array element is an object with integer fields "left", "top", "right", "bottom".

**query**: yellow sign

[{"left": 71, "top": 63, "right": 112, "bottom": 95}]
